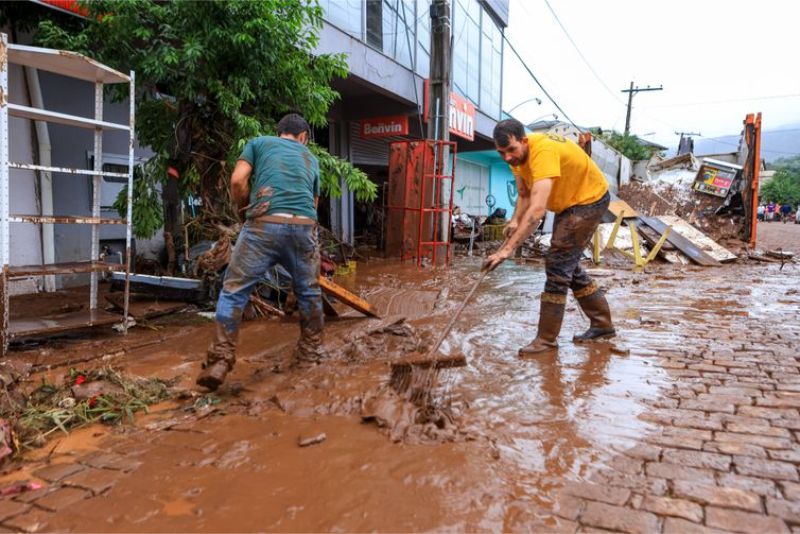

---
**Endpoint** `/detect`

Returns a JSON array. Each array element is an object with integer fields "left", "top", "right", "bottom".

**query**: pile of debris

[
  {"left": 620, "top": 153, "right": 746, "bottom": 248},
  {"left": 0, "top": 365, "right": 174, "bottom": 453}
]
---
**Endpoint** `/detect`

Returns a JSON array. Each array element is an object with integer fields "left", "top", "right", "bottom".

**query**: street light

[
  {"left": 527, "top": 113, "right": 559, "bottom": 125},
  {"left": 506, "top": 96, "right": 542, "bottom": 115}
]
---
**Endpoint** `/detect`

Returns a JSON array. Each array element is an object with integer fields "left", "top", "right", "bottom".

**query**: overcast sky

[{"left": 502, "top": 0, "right": 800, "bottom": 150}]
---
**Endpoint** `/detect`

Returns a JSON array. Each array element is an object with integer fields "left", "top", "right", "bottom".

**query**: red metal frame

[
  {"left": 385, "top": 139, "right": 457, "bottom": 266},
  {"left": 744, "top": 113, "right": 762, "bottom": 248}
]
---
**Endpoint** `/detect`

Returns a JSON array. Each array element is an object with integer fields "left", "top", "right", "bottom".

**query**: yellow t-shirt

[{"left": 510, "top": 133, "right": 608, "bottom": 214}]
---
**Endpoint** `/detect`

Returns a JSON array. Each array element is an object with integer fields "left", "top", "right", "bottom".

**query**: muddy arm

[
  {"left": 500, "top": 178, "right": 552, "bottom": 253},
  {"left": 231, "top": 160, "right": 253, "bottom": 221}
]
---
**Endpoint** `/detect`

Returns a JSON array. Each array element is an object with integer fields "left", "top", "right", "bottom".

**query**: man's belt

[{"left": 251, "top": 214, "right": 316, "bottom": 226}]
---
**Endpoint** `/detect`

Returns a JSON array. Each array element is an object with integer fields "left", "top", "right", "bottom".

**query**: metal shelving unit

[{"left": 0, "top": 34, "right": 136, "bottom": 353}]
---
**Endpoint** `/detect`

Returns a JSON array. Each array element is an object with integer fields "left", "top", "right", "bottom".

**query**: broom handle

[
  {"left": 426, "top": 237, "right": 509, "bottom": 358},
  {"left": 425, "top": 269, "right": 488, "bottom": 358}
]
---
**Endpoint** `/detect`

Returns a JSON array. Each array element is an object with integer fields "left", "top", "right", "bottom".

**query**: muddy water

[{"left": 19, "top": 258, "right": 689, "bottom": 531}]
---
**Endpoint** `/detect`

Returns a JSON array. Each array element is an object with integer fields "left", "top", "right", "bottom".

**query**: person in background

[
  {"left": 757, "top": 203, "right": 765, "bottom": 222},
  {"left": 766, "top": 201, "right": 776, "bottom": 222},
  {"left": 780, "top": 202, "right": 792, "bottom": 223}
]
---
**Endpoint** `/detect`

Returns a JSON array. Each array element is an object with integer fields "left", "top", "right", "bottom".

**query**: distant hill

[{"left": 690, "top": 124, "right": 800, "bottom": 164}]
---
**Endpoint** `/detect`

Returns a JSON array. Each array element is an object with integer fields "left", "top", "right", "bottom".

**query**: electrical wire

[
  {"left": 539, "top": 0, "right": 626, "bottom": 108},
  {"left": 649, "top": 93, "right": 800, "bottom": 108},
  {"left": 502, "top": 32, "right": 583, "bottom": 131}
]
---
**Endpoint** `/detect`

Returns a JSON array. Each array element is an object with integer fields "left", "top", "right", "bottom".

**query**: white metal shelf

[
  {"left": 9, "top": 162, "right": 129, "bottom": 178},
  {"left": 7, "top": 43, "right": 130, "bottom": 84},
  {"left": 0, "top": 33, "right": 136, "bottom": 354},
  {"left": 8, "top": 104, "right": 130, "bottom": 132},
  {"left": 8, "top": 261, "right": 125, "bottom": 278},
  {"left": 10, "top": 215, "right": 126, "bottom": 225}
]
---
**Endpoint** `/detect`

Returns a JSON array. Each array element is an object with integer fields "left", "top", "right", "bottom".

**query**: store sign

[
  {"left": 423, "top": 80, "right": 476, "bottom": 141},
  {"left": 448, "top": 92, "right": 476, "bottom": 141},
  {"left": 360, "top": 115, "right": 409, "bottom": 139}
]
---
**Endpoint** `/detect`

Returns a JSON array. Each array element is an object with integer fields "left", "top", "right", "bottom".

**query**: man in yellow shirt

[{"left": 483, "top": 118, "right": 615, "bottom": 354}]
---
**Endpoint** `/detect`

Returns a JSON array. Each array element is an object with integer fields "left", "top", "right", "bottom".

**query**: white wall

[{"left": 6, "top": 62, "right": 44, "bottom": 292}]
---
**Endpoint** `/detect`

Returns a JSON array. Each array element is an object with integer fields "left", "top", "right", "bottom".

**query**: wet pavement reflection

[{"left": 11, "top": 257, "right": 799, "bottom": 532}]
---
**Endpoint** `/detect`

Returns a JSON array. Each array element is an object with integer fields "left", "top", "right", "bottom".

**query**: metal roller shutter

[{"left": 349, "top": 122, "right": 407, "bottom": 166}]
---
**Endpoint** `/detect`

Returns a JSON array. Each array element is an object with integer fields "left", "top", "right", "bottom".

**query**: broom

[{"left": 389, "top": 268, "right": 490, "bottom": 401}]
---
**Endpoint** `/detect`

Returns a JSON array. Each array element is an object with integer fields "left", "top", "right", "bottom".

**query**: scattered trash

[
  {"left": 298, "top": 432, "right": 327, "bottom": 447},
  {"left": 0, "top": 480, "right": 43, "bottom": 497},
  {"left": 112, "top": 317, "right": 136, "bottom": 332},
  {"left": 0, "top": 419, "right": 18, "bottom": 464}
]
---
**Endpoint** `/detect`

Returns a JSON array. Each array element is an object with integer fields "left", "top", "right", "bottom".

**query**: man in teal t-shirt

[{"left": 197, "top": 113, "right": 324, "bottom": 391}]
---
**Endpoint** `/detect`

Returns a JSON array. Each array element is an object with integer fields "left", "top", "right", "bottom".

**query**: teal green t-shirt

[{"left": 239, "top": 136, "right": 320, "bottom": 220}]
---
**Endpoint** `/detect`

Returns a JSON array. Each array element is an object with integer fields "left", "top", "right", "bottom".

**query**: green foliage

[
  {"left": 311, "top": 143, "right": 377, "bottom": 202},
  {"left": 24, "top": 0, "right": 376, "bottom": 229},
  {"left": 761, "top": 155, "right": 800, "bottom": 206},
  {"left": 112, "top": 161, "right": 164, "bottom": 239},
  {"left": 597, "top": 130, "right": 657, "bottom": 161}
]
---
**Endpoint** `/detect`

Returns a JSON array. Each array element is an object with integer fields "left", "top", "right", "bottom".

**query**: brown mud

[{"left": 1, "top": 257, "right": 796, "bottom": 531}]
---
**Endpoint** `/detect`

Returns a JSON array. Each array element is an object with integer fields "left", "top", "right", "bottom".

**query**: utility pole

[
  {"left": 427, "top": 0, "right": 451, "bottom": 142},
  {"left": 427, "top": 0, "right": 452, "bottom": 249},
  {"left": 621, "top": 81, "right": 663, "bottom": 135}
]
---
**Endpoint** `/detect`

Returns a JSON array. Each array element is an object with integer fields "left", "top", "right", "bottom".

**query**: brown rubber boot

[
  {"left": 196, "top": 323, "right": 238, "bottom": 391},
  {"left": 573, "top": 290, "right": 615, "bottom": 342},
  {"left": 519, "top": 296, "right": 565, "bottom": 356},
  {"left": 290, "top": 298, "right": 325, "bottom": 368},
  {"left": 291, "top": 324, "right": 324, "bottom": 368}
]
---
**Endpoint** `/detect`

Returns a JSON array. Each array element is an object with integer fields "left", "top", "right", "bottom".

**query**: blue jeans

[{"left": 207, "top": 220, "right": 323, "bottom": 367}]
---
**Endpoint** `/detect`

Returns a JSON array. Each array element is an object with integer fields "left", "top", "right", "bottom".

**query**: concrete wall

[
  {"left": 36, "top": 71, "right": 157, "bottom": 286},
  {"left": 315, "top": 22, "right": 498, "bottom": 143},
  {"left": 6, "top": 63, "right": 43, "bottom": 280}
]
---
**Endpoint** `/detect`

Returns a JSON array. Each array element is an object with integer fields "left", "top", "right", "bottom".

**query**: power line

[
  {"left": 696, "top": 134, "right": 800, "bottom": 156},
  {"left": 502, "top": 32, "right": 582, "bottom": 131},
  {"left": 649, "top": 93, "right": 800, "bottom": 108},
  {"left": 540, "top": 0, "right": 625, "bottom": 107}
]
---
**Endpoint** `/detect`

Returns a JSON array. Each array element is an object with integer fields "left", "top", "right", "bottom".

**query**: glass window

[
  {"left": 366, "top": 0, "right": 415, "bottom": 69},
  {"left": 415, "top": 0, "right": 430, "bottom": 75},
  {"left": 480, "top": 10, "right": 502, "bottom": 119},
  {"left": 366, "top": 0, "right": 383, "bottom": 49},
  {"left": 452, "top": 0, "right": 481, "bottom": 105},
  {"left": 321, "top": 0, "right": 364, "bottom": 39}
]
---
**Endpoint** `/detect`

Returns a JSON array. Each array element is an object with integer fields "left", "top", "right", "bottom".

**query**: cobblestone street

[
  {"left": 0, "top": 254, "right": 797, "bottom": 532},
  {"left": 552, "top": 263, "right": 800, "bottom": 533}
]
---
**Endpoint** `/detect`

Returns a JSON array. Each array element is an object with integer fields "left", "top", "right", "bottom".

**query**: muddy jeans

[
  {"left": 208, "top": 220, "right": 323, "bottom": 367},
  {"left": 543, "top": 192, "right": 610, "bottom": 303}
]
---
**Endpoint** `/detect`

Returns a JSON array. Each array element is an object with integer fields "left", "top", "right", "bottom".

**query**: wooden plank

[
  {"left": 318, "top": 277, "right": 381, "bottom": 318},
  {"left": 637, "top": 215, "right": 721, "bottom": 266},
  {"left": 608, "top": 199, "right": 638, "bottom": 218},
  {"left": 657, "top": 216, "right": 738, "bottom": 262}
]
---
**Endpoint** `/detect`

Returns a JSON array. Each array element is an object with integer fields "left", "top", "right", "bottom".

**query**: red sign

[
  {"left": 423, "top": 80, "right": 476, "bottom": 141},
  {"left": 360, "top": 115, "right": 409, "bottom": 139},
  {"left": 33, "top": 0, "right": 89, "bottom": 17},
  {"left": 448, "top": 92, "right": 475, "bottom": 141}
]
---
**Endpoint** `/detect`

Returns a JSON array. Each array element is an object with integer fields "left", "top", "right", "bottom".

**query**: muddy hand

[{"left": 482, "top": 248, "right": 511, "bottom": 273}]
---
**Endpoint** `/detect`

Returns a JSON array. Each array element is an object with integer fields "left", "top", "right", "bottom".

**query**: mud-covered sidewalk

[{"left": 0, "top": 256, "right": 799, "bottom": 532}]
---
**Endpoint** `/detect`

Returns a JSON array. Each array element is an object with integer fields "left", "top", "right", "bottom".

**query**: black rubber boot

[
  {"left": 196, "top": 323, "right": 238, "bottom": 391},
  {"left": 519, "top": 296, "right": 565, "bottom": 356},
  {"left": 573, "top": 290, "right": 615, "bottom": 342}
]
